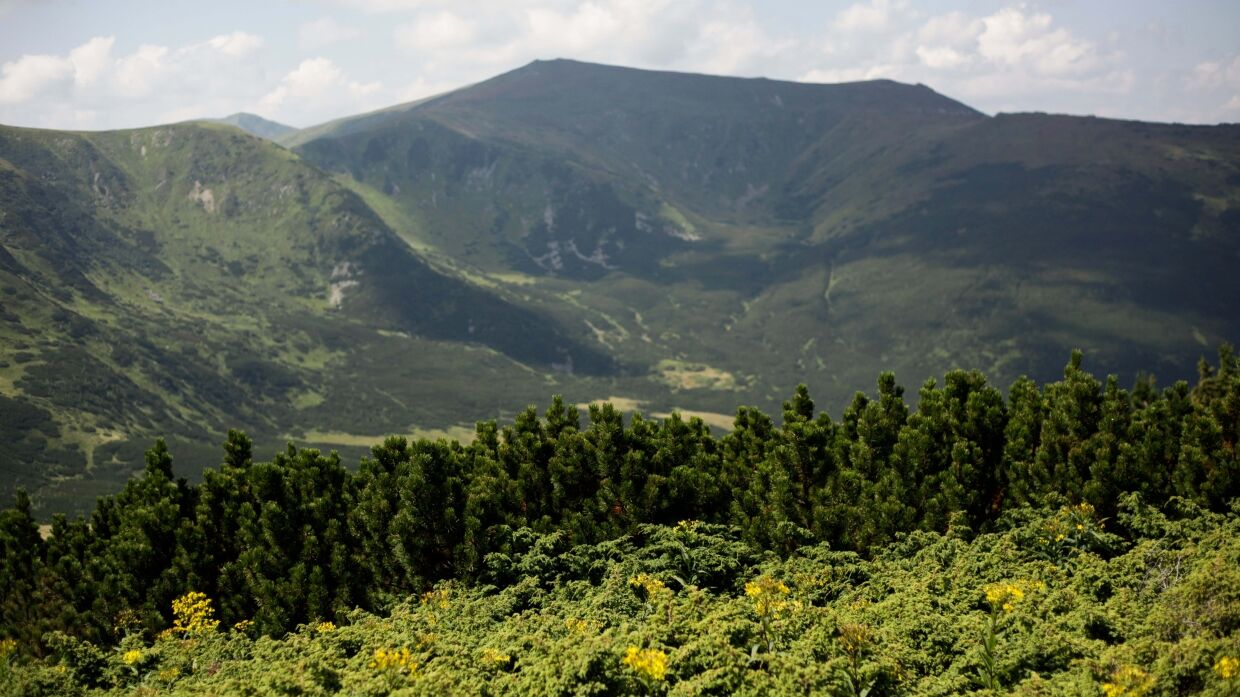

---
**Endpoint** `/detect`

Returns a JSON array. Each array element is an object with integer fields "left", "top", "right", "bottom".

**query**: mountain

[
  {"left": 211, "top": 112, "right": 296, "bottom": 140},
  {"left": 292, "top": 58, "right": 1240, "bottom": 398},
  {"left": 2, "top": 58, "right": 1239, "bottom": 514}
]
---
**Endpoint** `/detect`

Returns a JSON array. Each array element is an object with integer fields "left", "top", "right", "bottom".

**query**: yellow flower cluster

[
  {"left": 314, "top": 621, "right": 336, "bottom": 634},
  {"left": 1101, "top": 664, "right": 1154, "bottom": 697},
  {"left": 745, "top": 575, "right": 799, "bottom": 618},
  {"left": 122, "top": 649, "right": 144, "bottom": 666},
  {"left": 628, "top": 573, "right": 667, "bottom": 596},
  {"left": 233, "top": 619, "right": 254, "bottom": 633},
  {"left": 481, "top": 648, "right": 512, "bottom": 666},
  {"left": 565, "top": 618, "right": 597, "bottom": 634},
  {"left": 983, "top": 579, "right": 1045, "bottom": 613},
  {"left": 0, "top": 638, "right": 16, "bottom": 659},
  {"left": 171, "top": 591, "right": 219, "bottom": 635},
  {"left": 622, "top": 646, "right": 668, "bottom": 681},
  {"left": 370, "top": 647, "right": 417, "bottom": 674},
  {"left": 1216, "top": 656, "right": 1239, "bottom": 680},
  {"left": 420, "top": 588, "right": 451, "bottom": 609},
  {"left": 1038, "top": 502, "right": 1100, "bottom": 547}
]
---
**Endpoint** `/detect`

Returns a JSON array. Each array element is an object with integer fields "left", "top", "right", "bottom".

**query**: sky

[{"left": 0, "top": 0, "right": 1238, "bottom": 131}]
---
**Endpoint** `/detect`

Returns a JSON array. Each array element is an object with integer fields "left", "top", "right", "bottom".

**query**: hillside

[
  {"left": 292, "top": 59, "right": 1240, "bottom": 413},
  {"left": 1, "top": 354, "right": 1238, "bottom": 694},
  {"left": 0, "top": 121, "right": 613, "bottom": 513},
  {"left": 1, "top": 59, "right": 1239, "bottom": 514}
]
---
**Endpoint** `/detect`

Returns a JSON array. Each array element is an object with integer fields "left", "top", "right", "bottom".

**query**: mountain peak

[
  {"left": 211, "top": 112, "right": 296, "bottom": 140},
  {"left": 447, "top": 58, "right": 982, "bottom": 119}
]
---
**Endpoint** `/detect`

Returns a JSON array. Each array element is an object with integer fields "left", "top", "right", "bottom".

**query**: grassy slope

[{"left": 0, "top": 122, "right": 639, "bottom": 514}]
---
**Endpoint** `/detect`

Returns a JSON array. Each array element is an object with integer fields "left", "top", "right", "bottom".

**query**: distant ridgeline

[{"left": 0, "top": 351, "right": 1238, "bottom": 693}]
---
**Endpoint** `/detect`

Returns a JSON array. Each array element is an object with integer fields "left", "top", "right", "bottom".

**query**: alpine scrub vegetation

[{"left": 0, "top": 350, "right": 1238, "bottom": 695}]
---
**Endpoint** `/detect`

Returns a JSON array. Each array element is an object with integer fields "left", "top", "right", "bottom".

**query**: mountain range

[{"left": 1, "top": 58, "right": 1238, "bottom": 514}]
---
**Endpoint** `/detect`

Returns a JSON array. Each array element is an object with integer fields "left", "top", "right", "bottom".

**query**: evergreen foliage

[{"left": 1, "top": 351, "right": 1238, "bottom": 694}]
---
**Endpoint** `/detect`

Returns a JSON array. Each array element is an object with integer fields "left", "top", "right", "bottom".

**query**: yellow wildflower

[
  {"left": 565, "top": 618, "right": 597, "bottom": 634},
  {"left": 1101, "top": 664, "right": 1154, "bottom": 697},
  {"left": 983, "top": 580, "right": 1044, "bottom": 614},
  {"left": 420, "top": 588, "right": 451, "bottom": 609},
  {"left": 1216, "top": 656, "right": 1239, "bottom": 680},
  {"left": 481, "top": 648, "right": 512, "bottom": 666},
  {"left": 314, "top": 621, "right": 336, "bottom": 634},
  {"left": 628, "top": 574, "right": 667, "bottom": 596},
  {"left": 745, "top": 576, "right": 790, "bottom": 598},
  {"left": 370, "top": 647, "right": 417, "bottom": 674},
  {"left": 122, "top": 649, "right": 143, "bottom": 666},
  {"left": 746, "top": 575, "right": 799, "bottom": 618},
  {"left": 623, "top": 646, "right": 668, "bottom": 681},
  {"left": 232, "top": 619, "right": 254, "bottom": 633},
  {"left": 170, "top": 591, "right": 219, "bottom": 635}
]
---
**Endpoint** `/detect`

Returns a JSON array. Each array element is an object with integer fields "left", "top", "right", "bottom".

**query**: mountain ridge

[{"left": 1, "top": 58, "right": 1238, "bottom": 516}]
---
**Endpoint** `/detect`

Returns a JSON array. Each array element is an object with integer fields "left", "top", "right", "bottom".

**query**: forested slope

[{"left": 1, "top": 350, "right": 1237, "bottom": 695}]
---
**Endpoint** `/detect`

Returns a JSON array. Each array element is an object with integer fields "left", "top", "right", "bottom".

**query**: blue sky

[{"left": 1, "top": 0, "right": 1237, "bottom": 130}]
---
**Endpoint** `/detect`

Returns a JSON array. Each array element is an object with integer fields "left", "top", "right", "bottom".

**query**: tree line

[{"left": 1, "top": 349, "right": 1237, "bottom": 652}]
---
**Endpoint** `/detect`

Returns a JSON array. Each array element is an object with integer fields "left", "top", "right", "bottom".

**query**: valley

[{"left": 1, "top": 59, "right": 1238, "bottom": 514}]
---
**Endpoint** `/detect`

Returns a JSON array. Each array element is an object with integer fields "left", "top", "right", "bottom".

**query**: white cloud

[
  {"left": 68, "top": 36, "right": 115, "bottom": 87},
  {"left": 917, "top": 12, "right": 980, "bottom": 48},
  {"left": 688, "top": 19, "right": 797, "bottom": 76},
  {"left": 916, "top": 45, "right": 969, "bottom": 70},
  {"left": 523, "top": 3, "right": 631, "bottom": 55},
  {"left": 261, "top": 57, "right": 345, "bottom": 107},
  {"left": 257, "top": 57, "right": 387, "bottom": 123},
  {"left": 0, "top": 31, "right": 278, "bottom": 128},
  {"left": 329, "top": 0, "right": 433, "bottom": 12},
  {"left": 0, "top": 53, "right": 74, "bottom": 104},
  {"left": 834, "top": 0, "right": 895, "bottom": 33},
  {"left": 977, "top": 7, "right": 1098, "bottom": 76},
  {"left": 114, "top": 44, "right": 169, "bottom": 98},
  {"left": 1187, "top": 56, "right": 1240, "bottom": 91},
  {"left": 1, "top": 1, "right": 1235, "bottom": 129},
  {"left": 299, "top": 17, "right": 362, "bottom": 49},
  {"left": 349, "top": 80, "right": 383, "bottom": 97},
  {"left": 205, "top": 31, "right": 264, "bottom": 57},
  {"left": 394, "top": 11, "right": 476, "bottom": 52}
]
